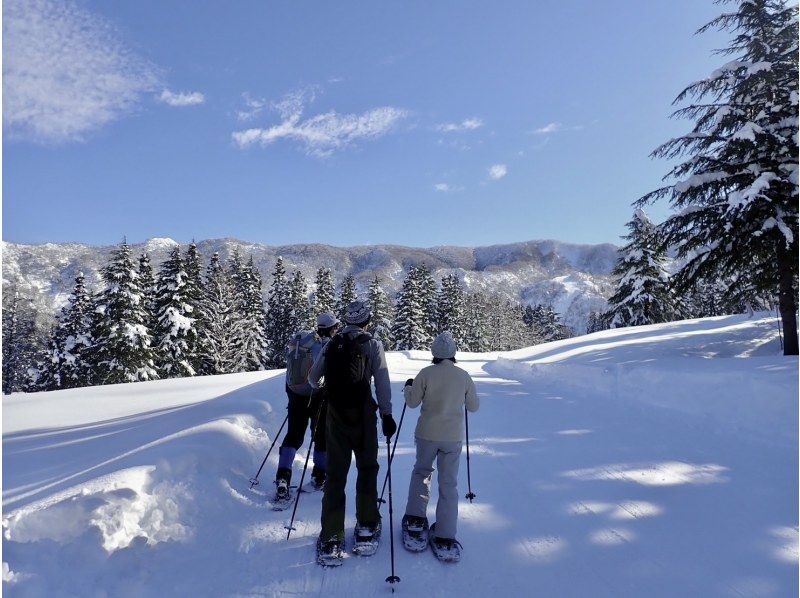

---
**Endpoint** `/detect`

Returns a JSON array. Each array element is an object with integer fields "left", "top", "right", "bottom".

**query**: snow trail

[{"left": 3, "top": 314, "right": 797, "bottom": 597}]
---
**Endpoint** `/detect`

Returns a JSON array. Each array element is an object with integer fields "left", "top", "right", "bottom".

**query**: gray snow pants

[{"left": 404, "top": 437, "right": 463, "bottom": 539}]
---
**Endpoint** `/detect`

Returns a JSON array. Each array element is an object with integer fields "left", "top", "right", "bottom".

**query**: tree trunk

[{"left": 776, "top": 242, "right": 799, "bottom": 356}]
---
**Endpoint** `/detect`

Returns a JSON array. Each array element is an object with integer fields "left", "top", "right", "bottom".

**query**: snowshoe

[
  {"left": 352, "top": 521, "right": 381, "bottom": 556},
  {"left": 429, "top": 523, "right": 462, "bottom": 563},
  {"left": 401, "top": 515, "right": 429, "bottom": 553},
  {"left": 270, "top": 478, "right": 294, "bottom": 511},
  {"left": 316, "top": 537, "right": 344, "bottom": 568}
]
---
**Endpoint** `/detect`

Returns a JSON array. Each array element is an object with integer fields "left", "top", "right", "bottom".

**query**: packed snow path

[{"left": 3, "top": 315, "right": 798, "bottom": 597}]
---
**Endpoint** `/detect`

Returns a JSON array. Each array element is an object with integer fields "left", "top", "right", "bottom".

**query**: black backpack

[{"left": 325, "top": 332, "right": 372, "bottom": 408}]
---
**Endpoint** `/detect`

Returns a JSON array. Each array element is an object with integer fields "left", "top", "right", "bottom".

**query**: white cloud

[
  {"left": 533, "top": 122, "right": 563, "bottom": 135},
  {"left": 232, "top": 88, "right": 408, "bottom": 157},
  {"left": 434, "top": 183, "right": 463, "bottom": 192},
  {"left": 3, "top": 0, "right": 160, "bottom": 143},
  {"left": 488, "top": 164, "right": 508, "bottom": 180},
  {"left": 532, "top": 121, "right": 584, "bottom": 135},
  {"left": 436, "top": 117, "right": 484, "bottom": 133},
  {"left": 158, "top": 89, "right": 205, "bottom": 107}
]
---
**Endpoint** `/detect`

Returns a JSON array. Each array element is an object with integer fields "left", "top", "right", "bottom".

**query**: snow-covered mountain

[
  {"left": 3, "top": 314, "right": 796, "bottom": 596},
  {"left": 1, "top": 237, "right": 618, "bottom": 333}
]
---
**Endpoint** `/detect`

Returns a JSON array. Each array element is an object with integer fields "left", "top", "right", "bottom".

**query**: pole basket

[
  {"left": 465, "top": 491, "right": 476, "bottom": 502},
  {"left": 386, "top": 575, "right": 401, "bottom": 588},
  {"left": 249, "top": 478, "right": 260, "bottom": 488}
]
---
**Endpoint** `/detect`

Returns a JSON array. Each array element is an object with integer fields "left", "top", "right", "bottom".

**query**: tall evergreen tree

[
  {"left": 2, "top": 290, "right": 43, "bottom": 393},
  {"left": 336, "top": 274, "right": 358, "bottom": 322},
  {"left": 198, "top": 253, "right": 247, "bottom": 374},
  {"left": 391, "top": 268, "right": 428, "bottom": 350},
  {"left": 604, "top": 210, "right": 676, "bottom": 328},
  {"left": 463, "top": 292, "right": 489, "bottom": 352},
  {"left": 264, "top": 256, "right": 293, "bottom": 367},
  {"left": 91, "top": 240, "right": 158, "bottom": 384},
  {"left": 436, "top": 274, "right": 467, "bottom": 346},
  {"left": 637, "top": 0, "right": 798, "bottom": 354},
  {"left": 289, "top": 269, "right": 313, "bottom": 331},
  {"left": 238, "top": 256, "right": 269, "bottom": 370},
  {"left": 413, "top": 265, "right": 438, "bottom": 342},
  {"left": 153, "top": 246, "right": 197, "bottom": 378},
  {"left": 311, "top": 267, "right": 336, "bottom": 317},
  {"left": 138, "top": 253, "right": 157, "bottom": 332},
  {"left": 46, "top": 273, "right": 95, "bottom": 389},
  {"left": 367, "top": 276, "right": 394, "bottom": 348},
  {"left": 183, "top": 242, "right": 207, "bottom": 373}
]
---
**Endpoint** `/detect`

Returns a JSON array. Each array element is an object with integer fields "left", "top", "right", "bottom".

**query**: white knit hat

[
  {"left": 317, "top": 312, "right": 339, "bottom": 328},
  {"left": 431, "top": 331, "right": 457, "bottom": 359},
  {"left": 344, "top": 300, "right": 371, "bottom": 325}
]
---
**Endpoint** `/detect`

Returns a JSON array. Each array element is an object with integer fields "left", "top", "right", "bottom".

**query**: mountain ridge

[{"left": 2, "top": 237, "right": 619, "bottom": 334}]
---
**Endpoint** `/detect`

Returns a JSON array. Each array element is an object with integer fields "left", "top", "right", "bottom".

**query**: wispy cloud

[
  {"left": 434, "top": 183, "right": 462, "bottom": 193},
  {"left": 436, "top": 117, "right": 484, "bottom": 133},
  {"left": 3, "top": 0, "right": 160, "bottom": 143},
  {"left": 488, "top": 164, "right": 508, "bottom": 180},
  {"left": 532, "top": 121, "right": 584, "bottom": 135},
  {"left": 158, "top": 89, "right": 205, "bottom": 107},
  {"left": 232, "top": 88, "right": 408, "bottom": 157}
]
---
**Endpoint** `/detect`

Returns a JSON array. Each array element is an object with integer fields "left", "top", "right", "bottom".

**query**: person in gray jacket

[
  {"left": 308, "top": 300, "right": 397, "bottom": 563},
  {"left": 402, "top": 331, "right": 479, "bottom": 560}
]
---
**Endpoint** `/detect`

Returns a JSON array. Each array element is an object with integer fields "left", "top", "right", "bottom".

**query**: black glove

[
  {"left": 382, "top": 414, "right": 397, "bottom": 438},
  {"left": 405, "top": 378, "right": 414, "bottom": 387}
]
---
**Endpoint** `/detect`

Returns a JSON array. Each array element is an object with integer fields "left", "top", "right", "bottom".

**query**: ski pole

[
  {"left": 249, "top": 412, "right": 289, "bottom": 489},
  {"left": 464, "top": 408, "right": 476, "bottom": 503},
  {"left": 285, "top": 398, "right": 326, "bottom": 540},
  {"left": 378, "top": 402, "right": 407, "bottom": 506},
  {"left": 384, "top": 437, "right": 400, "bottom": 592}
]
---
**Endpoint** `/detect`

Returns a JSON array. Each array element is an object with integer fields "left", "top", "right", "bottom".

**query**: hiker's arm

[
  {"left": 308, "top": 345, "right": 327, "bottom": 389},
  {"left": 371, "top": 342, "right": 393, "bottom": 416},
  {"left": 404, "top": 373, "right": 425, "bottom": 409},
  {"left": 465, "top": 375, "right": 479, "bottom": 412}
]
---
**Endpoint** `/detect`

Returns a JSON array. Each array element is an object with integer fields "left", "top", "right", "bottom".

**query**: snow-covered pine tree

[
  {"left": 586, "top": 310, "right": 609, "bottom": 334},
  {"left": 311, "top": 267, "right": 336, "bottom": 318},
  {"left": 263, "top": 256, "right": 293, "bottom": 367},
  {"left": 391, "top": 268, "right": 428, "bottom": 350},
  {"left": 238, "top": 256, "right": 269, "bottom": 370},
  {"left": 436, "top": 274, "right": 467, "bottom": 346},
  {"left": 531, "top": 304, "right": 572, "bottom": 342},
  {"left": 153, "top": 246, "right": 197, "bottom": 378},
  {"left": 335, "top": 274, "right": 358, "bottom": 322},
  {"left": 367, "top": 276, "right": 394, "bottom": 348},
  {"left": 2, "top": 290, "right": 44, "bottom": 393},
  {"left": 637, "top": 0, "right": 798, "bottom": 354},
  {"left": 46, "top": 273, "right": 95, "bottom": 389},
  {"left": 91, "top": 240, "right": 158, "bottom": 384},
  {"left": 289, "top": 270, "right": 313, "bottom": 331},
  {"left": 604, "top": 210, "right": 676, "bottom": 328},
  {"left": 184, "top": 241, "right": 207, "bottom": 373},
  {"left": 198, "top": 253, "right": 247, "bottom": 374},
  {"left": 138, "top": 253, "right": 157, "bottom": 332},
  {"left": 413, "top": 265, "right": 438, "bottom": 342},
  {"left": 462, "top": 292, "right": 489, "bottom": 352}
]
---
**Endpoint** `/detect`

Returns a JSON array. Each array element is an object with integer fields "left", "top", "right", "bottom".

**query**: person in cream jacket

[{"left": 402, "top": 331, "right": 479, "bottom": 554}]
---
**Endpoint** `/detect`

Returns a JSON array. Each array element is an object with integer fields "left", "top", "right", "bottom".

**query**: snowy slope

[
  {"left": 2, "top": 237, "right": 617, "bottom": 334},
  {"left": 3, "top": 314, "right": 797, "bottom": 597}
]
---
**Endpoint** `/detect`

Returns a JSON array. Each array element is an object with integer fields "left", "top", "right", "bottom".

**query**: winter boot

[
  {"left": 401, "top": 514, "right": 429, "bottom": 552},
  {"left": 271, "top": 467, "right": 293, "bottom": 511},
  {"left": 352, "top": 520, "right": 381, "bottom": 556},
  {"left": 429, "top": 523, "right": 462, "bottom": 563},
  {"left": 310, "top": 466, "right": 326, "bottom": 491},
  {"left": 316, "top": 536, "right": 344, "bottom": 567}
]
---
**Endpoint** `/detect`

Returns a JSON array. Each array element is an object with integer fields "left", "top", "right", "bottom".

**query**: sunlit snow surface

[{"left": 3, "top": 314, "right": 797, "bottom": 597}]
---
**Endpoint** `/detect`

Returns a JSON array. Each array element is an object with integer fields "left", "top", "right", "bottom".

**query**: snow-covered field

[{"left": 3, "top": 314, "right": 797, "bottom": 597}]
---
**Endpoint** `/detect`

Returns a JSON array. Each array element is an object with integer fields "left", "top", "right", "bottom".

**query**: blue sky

[{"left": 3, "top": 0, "right": 729, "bottom": 248}]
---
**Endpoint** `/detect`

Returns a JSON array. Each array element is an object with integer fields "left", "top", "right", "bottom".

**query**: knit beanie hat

[
  {"left": 316, "top": 312, "right": 339, "bottom": 328},
  {"left": 431, "top": 331, "right": 457, "bottom": 359},
  {"left": 344, "top": 300, "right": 371, "bottom": 325}
]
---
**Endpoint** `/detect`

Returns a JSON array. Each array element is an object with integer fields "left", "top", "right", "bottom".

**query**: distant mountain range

[{"left": 2, "top": 237, "right": 619, "bottom": 334}]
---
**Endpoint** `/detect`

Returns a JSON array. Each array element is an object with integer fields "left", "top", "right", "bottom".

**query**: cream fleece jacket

[{"left": 403, "top": 360, "right": 479, "bottom": 442}]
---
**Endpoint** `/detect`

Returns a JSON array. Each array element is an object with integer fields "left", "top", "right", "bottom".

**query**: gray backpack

[{"left": 285, "top": 331, "right": 318, "bottom": 393}]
